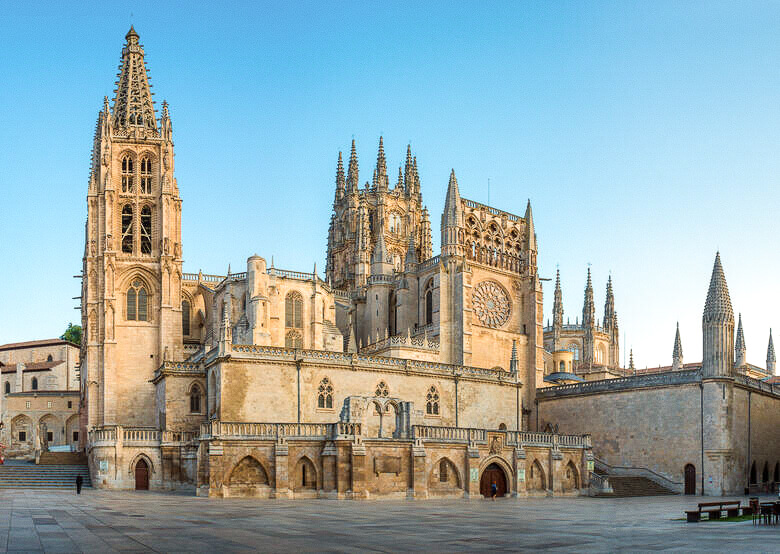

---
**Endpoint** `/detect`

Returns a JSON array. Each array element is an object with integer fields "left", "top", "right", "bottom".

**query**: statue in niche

[
  {"left": 490, "top": 435, "right": 502, "bottom": 455},
  {"left": 105, "top": 301, "right": 114, "bottom": 340}
]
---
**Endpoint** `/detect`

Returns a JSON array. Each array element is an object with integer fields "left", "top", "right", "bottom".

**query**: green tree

[{"left": 61, "top": 323, "right": 82, "bottom": 345}]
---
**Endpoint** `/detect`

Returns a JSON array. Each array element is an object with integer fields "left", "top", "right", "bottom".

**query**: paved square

[{"left": 0, "top": 490, "right": 776, "bottom": 552}]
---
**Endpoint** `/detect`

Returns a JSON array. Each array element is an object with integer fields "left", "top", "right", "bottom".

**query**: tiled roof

[
  {"left": 0, "top": 339, "right": 78, "bottom": 351},
  {"left": 0, "top": 360, "right": 62, "bottom": 373}
]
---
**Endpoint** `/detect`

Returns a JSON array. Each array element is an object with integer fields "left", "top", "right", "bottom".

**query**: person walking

[
  {"left": 491, "top": 481, "right": 497, "bottom": 501},
  {"left": 76, "top": 474, "right": 83, "bottom": 495}
]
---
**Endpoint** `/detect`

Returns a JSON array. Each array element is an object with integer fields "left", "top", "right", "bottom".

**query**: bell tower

[{"left": 81, "top": 27, "right": 183, "bottom": 434}]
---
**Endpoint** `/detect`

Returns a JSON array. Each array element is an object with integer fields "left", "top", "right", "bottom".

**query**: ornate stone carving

[{"left": 472, "top": 281, "right": 510, "bottom": 328}]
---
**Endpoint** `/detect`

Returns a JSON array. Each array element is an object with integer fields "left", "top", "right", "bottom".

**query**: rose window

[{"left": 472, "top": 281, "right": 511, "bottom": 328}]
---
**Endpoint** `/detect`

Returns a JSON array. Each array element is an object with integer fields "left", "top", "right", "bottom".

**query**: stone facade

[{"left": 0, "top": 339, "right": 80, "bottom": 459}]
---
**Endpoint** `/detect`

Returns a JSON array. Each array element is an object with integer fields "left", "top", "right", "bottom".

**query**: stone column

[
  {"left": 412, "top": 439, "right": 427, "bottom": 499},
  {"left": 514, "top": 447, "right": 527, "bottom": 497},
  {"left": 350, "top": 439, "right": 367, "bottom": 499},
  {"left": 321, "top": 442, "right": 337, "bottom": 497},
  {"left": 465, "top": 444, "right": 481, "bottom": 498},
  {"left": 207, "top": 441, "right": 223, "bottom": 497},
  {"left": 274, "top": 440, "right": 290, "bottom": 498}
]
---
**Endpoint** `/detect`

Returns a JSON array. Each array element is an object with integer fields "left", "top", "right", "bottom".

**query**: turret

[
  {"left": 524, "top": 200, "right": 537, "bottom": 273},
  {"left": 335, "top": 151, "right": 345, "bottom": 202},
  {"left": 375, "top": 136, "right": 388, "bottom": 191},
  {"left": 552, "top": 269, "right": 563, "bottom": 351},
  {"left": 767, "top": 329, "right": 776, "bottom": 374},
  {"left": 370, "top": 231, "right": 392, "bottom": 276},
  {"left": 672, "top": 322, "right": 683, "bottom": 371},
  {"left": 420, "top": 207, "right": 433, "bottom": 260},
  {"left": 735, "top": 313, "right": 746, "bottom": 368},
  {"left": 441, "top": 170, "right": 463, "bottom": 257},
  {"left": 702, "top": 252, "right": 735, "bottom": 378},
  {"left": 346, "top": 139, "right": 359, "bottom": 193}
]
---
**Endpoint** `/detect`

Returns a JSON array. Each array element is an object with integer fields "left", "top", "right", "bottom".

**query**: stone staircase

[
  {"left": 596, "top": 475, "right": 677, "bottom": 497},
  {"left": 38, "top": 452, "right": 88, "bottom": 465},
  {"left": 0, "top": 462, "right": 92, "bottom": 489}
]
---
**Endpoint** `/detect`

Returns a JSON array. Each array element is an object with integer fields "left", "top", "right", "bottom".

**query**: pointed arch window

[
  {"left": 426, "top": 386, "right": 440, "bottom": 415},
  {"left": 190, "top": 383, "right": 202, "bottom": 414},
  {"left": 127, "top": 279, "right": 148, "bottom": 321},
  {"left": 424, "top": 279, "right": 434, "bottom": 326},
  {"left": 140, "top": 206, "right": 152, "bottom": 255},
  {"left": 285, "top": 330, "right": 302, "bottom": 349},
  {"left": 182, "top": 300, "right": 191, "bottom": 336},
  {"left": 317, "top": 377, "right": 333, "bottom": 409},
  {"left": 121, "top": 156, "right": 134, "bottom": 193},
  {"left": 4, "top": 381, "right": 10, "bottom": 394},
  {"left": 121, "top": 205, "right": 134, "bottom": 253},
  {"left": 140, "top": 156, "right": 152, "bottom": 194},
  {"left": 31, "top": 377, "right": 38, "bottom": 391},
  {"left": 285, "top": 292, "right": 303, "bottom": 330}
]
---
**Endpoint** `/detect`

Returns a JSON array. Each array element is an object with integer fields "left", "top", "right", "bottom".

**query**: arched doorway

[
  {"left": 684, "top": 464, "right": 696, "bottom": 495},
  {"left": 135, "top": 459, "right": 149, "bottom": 490},
  {"left": 480, "top": 463, "right": 508, "bottom": 498}
]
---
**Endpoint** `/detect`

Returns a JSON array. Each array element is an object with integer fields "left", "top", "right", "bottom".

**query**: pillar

[
  {"left": 274, "top": 440, "right": 290, "bottom": 498},
  {"left": 465, "top": 444, "right": 480, "bottom": 498},
  {"left": 412, "top": 440, "right": 427, "bottom": 499}
]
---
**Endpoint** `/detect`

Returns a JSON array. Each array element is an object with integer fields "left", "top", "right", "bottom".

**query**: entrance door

[
  {"left": 480, "top": 463, "right": 507, "bottom": 498},
  {"left": 135, "top": 459, "right": 149, "bottom": 491},
  {"left": 684, "top": 464, "right": 695, "bottom": 495}
]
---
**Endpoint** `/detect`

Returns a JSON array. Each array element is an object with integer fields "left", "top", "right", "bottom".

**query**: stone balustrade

[
  {"left": 199, "top": 421, "right": 362, "bottom": 441},
  {"left": 361, "top": 330, "right": 440, "bottom": 354},
  {"left": 537, "top": 369, "right": 701, "bottom": 399},
  {"left": 88, "top": 426, "right": 196, "bottom": 448}
]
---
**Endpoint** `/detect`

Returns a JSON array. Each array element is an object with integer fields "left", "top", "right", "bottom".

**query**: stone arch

[
  {"left": 384, "top": 399, "right": 400, "bottom": 438},
  {"left": 429, "top": 456, "right": 461, "bottom": 490},
  {"left": 365, "top": 399, "right": 384, "bottom": 438},
  {"left": 129, "top": 452, "right": 155, "bottom": 478},
  {"left": 118, "top": 268, "right": 158, "bottom": 322},
  {"left": 38, "top": 414, "right": 60, "bottom": 445},
  {"left": 479, "top": 455, "right": 512, "bottom": 498},
  {"left": 562, "top": 460, "right": 580, "bottom": 492},
  {"left": 188, "top": 381, "right": 204, "bottom": 414},
  {"left": 762, "top": 461, "right": 769, "bottom": 483},
  {"left": 528, "top": 458, "right": 547, "bottom": 491},
  {"left": 65, "top": 414, "right": 79, "bottom": 447},
  {"left": 225, "top": 455, "right": 271, "bottom": 497},
  {"left": 11, "top": 414, "right": 32, "bottom": 444},
  {"left": 293, "top": 455, "right": 318, "bottom": 491},
  {"left": 479, "top": 455, "right": 513, "bottom": 483}
]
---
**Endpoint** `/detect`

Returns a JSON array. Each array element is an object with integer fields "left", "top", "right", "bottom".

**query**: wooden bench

[{"left": 685, "top": 501, "right": 741, "bottom": 522}]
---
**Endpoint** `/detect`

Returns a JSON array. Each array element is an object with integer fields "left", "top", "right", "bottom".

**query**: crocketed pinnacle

[
  {"left": 673, "top": 322, "right": 683, "bottom": 360},
  {"left": 524, "top": 199, "right": 536, "bottom": 250},
  {"left": 553, "top": 269, "right": 563, "bottom": 326},
  {"left": 628, "top": 349, "right": 635, "bottom": 371},
  {"left": 375, "top": 136, "right": 388, "bottom": 190},
  {"left": 703, "top": 252, "right": 734, "bottom": 322},
  {"left": 405, "top": 234, "right": 417, "bottom": 265},
  {"left": 335, "top": 151, "right": 345, "bottom": 192},
  {"left": 113, "top": 27, "right": 157, "bottom": 131},
  {"left": 442, "top": 169, "right": 460, "bottom": 225},
  {"left": 735, "top": 313, "right": 745, "bottom": 353},
  {"left": 768, "top": 329, "right": 776, "bottom": 363},
  {"left": 347, "top": 139, "right": 359, "bottom": 192},
  {"left": 582, "top": 268, "right": 595, "bottom": 326}
]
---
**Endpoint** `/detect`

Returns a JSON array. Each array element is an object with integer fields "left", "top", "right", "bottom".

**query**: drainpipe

[
  {"left": 454, "top": 375, "right": 459, "bottom": 428},
  {"left": 700, "top": 381, "right": 704, "bottom": 496}
]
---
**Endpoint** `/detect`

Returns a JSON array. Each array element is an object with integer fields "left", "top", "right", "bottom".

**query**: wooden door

[
  {"left": 684, "top": 464, "right": 695, "bottom": 495},
  {"left": 480, "top": 463, "right": 507, "bottom": 498},
  {"left": 135, "top": 459, "right": 149, "bottom": 491}
]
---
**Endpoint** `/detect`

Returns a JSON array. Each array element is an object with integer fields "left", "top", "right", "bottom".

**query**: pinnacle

[
  {"left": 673, "top": 322, "right": 683, "bottom": 360},
  {"left": 768, "top": 329, "right": 776, "bottom": 363},
  {"left": 703, "top": 252, "right": 733, "bottom": 322},
  {"left": 735, "top": 313, "right": 745, "bottom": 352},
  {"left": 126, "top": 25, "right": 139, "bottom": 39}
]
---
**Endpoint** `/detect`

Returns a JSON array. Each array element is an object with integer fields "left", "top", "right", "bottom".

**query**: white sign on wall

[
  {"left": 99, "top": 460, "right": 108, "bottom": 473},
  {"left": 470, "top": 468, "right": 478, "bottom": 482}
]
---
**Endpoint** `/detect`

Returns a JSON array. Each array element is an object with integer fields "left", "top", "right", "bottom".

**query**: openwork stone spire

[
  {"left": 347, "top": 139, "right": 359, "bottom": 192},
  {"left": 582, "top": 268, "right": 595, "bottom": 327},
  {"left": 672, "top": 322, "right": 683, "bottom": 371},
  {"left": 112, "top": 26, "right": 158, "bottom": 132},
  {"left": 335, "top": 151, "right": 345, "bottom": 199}
]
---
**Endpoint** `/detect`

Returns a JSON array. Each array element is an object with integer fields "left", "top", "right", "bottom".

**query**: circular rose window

[{"left": 472, "top": 281, "right": 511, "bottom": 328}]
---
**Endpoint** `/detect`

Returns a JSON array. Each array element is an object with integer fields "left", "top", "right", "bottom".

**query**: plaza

[{"left": 0, "top": 490, "right": 777, "bottom": 552}]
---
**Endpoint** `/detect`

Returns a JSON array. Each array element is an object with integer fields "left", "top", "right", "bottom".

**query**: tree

[{"left": 61, "top": 323, "right": 82, "bottom": 346}]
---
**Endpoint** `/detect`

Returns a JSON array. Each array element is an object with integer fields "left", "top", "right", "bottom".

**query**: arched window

[
  {"left": 140, "top": 206, "right": 152, "bottom": 255},
  {"left": 4, "top": 381, "right": 10, "bottom": 394},
  {"left": 559, "top": 361, "right": 565, "bottom": 372},
  {"left": 47, "top": 355, "right": 53, "bottom": 362},
  {"left": 317, "top": 377, "right": 333, "bottom": 409},
  {"left": 388, "top": 292, "right": 397, "bottom": 337},
  {"left": 285, "top": 292, "right": 303, "bottom": 330},
  {"left": 763, "top": 462, "right": 769, "bottom": 483},
  {"left": 498, "top": 423, "right": 507, "bottom": 430},
  {"left": 127, "top": 279, "right": 148, "bottom": 321},
  {"left": 121, "top": 205, "right": 134, "bottom": 253},
  {"left": 750, "top": 461, "right": 757, "bottom": 484},
  {"left": 189, "top": 384, "right": 202, "bottom": 413},
  {"left": 182, "top": 300, "right": 190, "bottom": 335},
  {"left": 121, "top": 156, "right": 134, "bottom": 193},
  {"left": 424, "top": 279, "right": 434, "bottom": 326},
  {"left": 439, "top": 459, "right": 449, "bottom": 482},
  {"left": 567, "top": 343, "right": 580, "bottom": 361},
  {"left": 426, "top": 386, "right": 439, "bottom": 415},
  {"left": 375, "top": 381, "right": 389, "bottom": 398},
  {"left": 140, "top": 156, "right": 152, "bottom": 194},
  {"left": 285, "top": 330, "right": 303, "bottom": 349},
  {"left": 31, "top": 377, "right": 38, "bottom": 391}
]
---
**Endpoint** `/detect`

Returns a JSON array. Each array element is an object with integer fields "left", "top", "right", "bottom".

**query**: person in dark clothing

[
  {"left": 491, "top": 481, "right": 497, "bottom": 500},
  {"left": 76, "top": 474, "right": 83, "bottom": 494}
]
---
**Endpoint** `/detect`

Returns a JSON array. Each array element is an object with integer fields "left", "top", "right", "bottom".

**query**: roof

[
  {"left": 544, "top": 372, "right": 585, "bottom": 384},
  {"left": 765, "top": 376, "right": 780, "bottom": 384},
  {"left": 0, "top": 360, "right": 63, "bottom": 374},
  {"left": 0, "top": 339, "right": 79, "bottom": 352}
]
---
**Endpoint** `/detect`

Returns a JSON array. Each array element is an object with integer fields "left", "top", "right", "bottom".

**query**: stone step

[
  {"left": 596, "top": 476, "right": 677, "bottom": 497},
  {"left": 0, "top": 464, "right": 92, "bottom": 489}
]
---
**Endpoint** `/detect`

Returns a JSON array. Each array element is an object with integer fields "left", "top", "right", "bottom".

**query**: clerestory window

[{"left": 182, "top": 300, "right": 190, "bottom": 336}]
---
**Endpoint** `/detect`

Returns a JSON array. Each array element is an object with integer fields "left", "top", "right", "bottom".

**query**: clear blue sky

[{"left": 1, "top": 1, "right": 778, "bottom": 369}]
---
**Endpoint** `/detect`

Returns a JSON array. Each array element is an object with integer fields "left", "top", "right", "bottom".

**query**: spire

[
  {"left": 405, "top": 234, "right": 417, "bottom": 266},
  {"left": 524, "top": 199, "right": 536, "bottom": 251},
  {"left": 375, "top": 136, "right": 388, "bottom": 191},
  {"left": 404, "top": 144, "right": 414, "bottom": 194},
  {"left": 604, "top": 275, "right": 615, "bottom": 332},
  {"left": 552, "top": 269, "right": 563, "bottom": 350},
  {"left": 582, "top": 268, "right": 595, "bottom": 327},
  {"left": 672, "top": 322, "right": 683, "bottom": 371},
  {"left": 767, "top": 329, "right": 776, "bottom": 374},
  {"left": 509, "top": 340, "right": 518, "bottom": 373},
  {"left": 703, "top": 252, "right": 734, "bottom": 323},
  {"left": 347, "top": 139, "right": 359, "bottom": 192},
  {"left": 442, "top": 169, "right": 461, "bottom": 226},
  {"left": 371, "top": 231, "right": 391, "bottom": 275},
  {"left": 335, "top": 151, "right": 345, "bottom": 199},
  {"left": 112, "top": 27, "right": 158, "bottom": 132},
  {"left": 396, "top": 165, "right": 403, "bottom": 190},
  {"left": 735, "top": 313, "right": 746, "bottom": 367},
  {"left": 628, "top": 349, "right": 635, "bottom": 371}
]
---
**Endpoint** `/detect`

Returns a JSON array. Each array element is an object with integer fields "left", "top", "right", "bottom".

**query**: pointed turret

[
  {"left": 441, "top": 170, "right": 463, "bottom": 257},
  {"left": 404, "top": 235, "right": 417, "bottom": 266},
  {"left": 335, "top": 151, "right": 345, "bottom": 201},
  {"left": 628, "top": 349, "right": 635, "bottom": 372},
  {"left": 509, "top": 340, "right": 518, "bottom": 373},
  {"left": 735, "top": 313, "right": 746, "bottom": 367},
  {"left": 396, "top": 165, "right": 403, "bottom": 190},
  {"left": 112, "top": 27, "right": 158, "bottom": 132},
  {"left": 672, "top": 322, "right": 684, "bottom": 371},
  {"left": 604, "top": 276, "right": 615, "bottom": 331},
  {"left": 420, "top": 207, "right": 433, "bottom": 261},
  {"left": 767, "top": 329, "right": 776, "bottom": 374},
  {"left": 375, "top": 136, "right": 388, "bottom": 191},
  {"left": 582, "top": 268, "right": 595, "bottom": 327},
  {"left": 404, "top": 144, "right": 414, "bottom": 195},
  {"left": 552, "top": 269, "right": 563, "bottom": 351},
  {"left": 346, "top": 139, "right": 359, "bottom": 193},
  {"left": 524, "top": 199, "right": 536, "bottom": 251},
  {"left": 702, "top": 252, "right": 735, "bottom": 377}
]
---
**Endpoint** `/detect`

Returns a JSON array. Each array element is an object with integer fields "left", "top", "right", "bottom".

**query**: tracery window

[
  {"left": 375, "top": 381, "right": 389, "bottom": 398},
  {"left": 121, "top": 156, "right": 134, "bottom": 193},
  {"left": 567, "top": 344, "right": 580, "bottom": 361},
  {"left": 190, "top": 384, "right": 202, "bottom": 413},
  {"left": 285, "top": 330, "right": 303, "bottom": 349},
  {"left": 424, "top": 279, "right": 434, "bottom": 326},
  {"left": 127, "top": 279, "right": 148, "bottom": 321},
  {"left": 426, "top": 386, "right": 440, "bottom": 415},
  {"left": 317, "top": 377, "right": 333, "bottom": 409},
  {"left": 182, "top": 300, "right": 191, "bottom": 335},
  {"left": 140, "top": 206, "right": 152, "bottom": 255},
  {"left": 31, "top": 377, "right": 38, "bottom": 391},
  {"left": 121, "top": 205, "right": 134, "bottom": 253},
  {"left": 140, "top": 156, "right": 152, "bottom": 194},
  {"left": 285, "top": 292, "right": 303, "bottom": 329},
  {"left": 389, "top": 213, "right": 403, "bottom": 235}
]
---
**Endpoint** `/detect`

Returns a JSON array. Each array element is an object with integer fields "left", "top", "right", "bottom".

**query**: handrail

[{"left": 593, "top": 456, "right": 683, "bottom": 486}]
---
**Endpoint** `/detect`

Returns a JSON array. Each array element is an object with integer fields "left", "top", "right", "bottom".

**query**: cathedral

[
  {"left": 80, "top": 28, "right": 590, "bottom": 498},
  {"left": 78, "top": 28, "right": 778, "bottom": 498}
]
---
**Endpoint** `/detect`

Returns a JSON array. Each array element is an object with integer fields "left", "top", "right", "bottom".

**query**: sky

[{"left": 0, "top": 1, "right": 778, "bottom": 370}]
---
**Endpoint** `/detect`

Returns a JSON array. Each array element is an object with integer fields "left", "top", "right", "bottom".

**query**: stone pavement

[{"left": 0, "top": 490, "right": 778, "bottom": 552}]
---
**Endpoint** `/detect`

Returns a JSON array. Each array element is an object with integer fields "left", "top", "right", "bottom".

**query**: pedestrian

[
  {"left": 76, "top": 474, "right": 83, "bottom": 495},
  {"left": 491, "top": 481, "right": 497, "bottom": 501}
]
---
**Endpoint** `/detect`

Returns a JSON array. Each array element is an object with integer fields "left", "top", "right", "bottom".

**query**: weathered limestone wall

[{"left": 731, "top": 386, "right": 780, "bottom": 492}]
